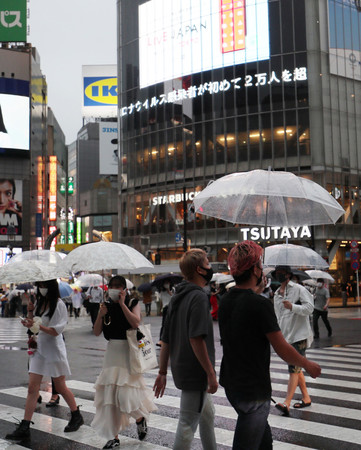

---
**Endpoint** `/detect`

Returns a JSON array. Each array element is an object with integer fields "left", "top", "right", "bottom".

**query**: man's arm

[
  {"left": 153, "top": 342, "right": 170, "bottom": 398},
  {"left": 189, "top": 336, "right": 218, "bottom": 394},
  {"left": 267, "top": 330, "right": 321, "bottom": 378}
]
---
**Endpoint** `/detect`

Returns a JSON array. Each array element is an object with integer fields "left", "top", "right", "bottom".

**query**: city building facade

[{"left": 116, "top": 0, "right": 361, "bottom": 284}]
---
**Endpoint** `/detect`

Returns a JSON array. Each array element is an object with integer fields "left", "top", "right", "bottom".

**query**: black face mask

[
  {"left": 275, "top": 273, "right": 287, "bottom": 283},
  {"left": 199, "top": 266, "right": 214, "bottom": 283}
]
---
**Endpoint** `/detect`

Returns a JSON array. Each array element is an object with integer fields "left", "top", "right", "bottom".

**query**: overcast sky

[{"left": 28, "top": 0, "right": 117, "bottom": 144}]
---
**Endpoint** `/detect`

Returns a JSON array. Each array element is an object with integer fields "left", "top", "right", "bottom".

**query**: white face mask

[
  {"left": 39, "top": 288, "right": 48, "bottom": 296},
  {"left": 317, "top": 282, "right": 323, "bottom": 288},
  {"left": 108, "top": 289, "right": 120, "bottom": 301}
]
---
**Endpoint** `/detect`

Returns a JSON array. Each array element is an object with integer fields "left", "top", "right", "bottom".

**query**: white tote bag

[{"left": 126, "top": 324, "right": 158, "bottom": 374}]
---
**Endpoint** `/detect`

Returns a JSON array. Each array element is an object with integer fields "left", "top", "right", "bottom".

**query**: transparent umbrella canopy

[
  {"left": 193, "top": 170, "right": 345, "bottom": 227},
  {"left": 8, "top": 249, "right": 66, "bottom": 265},
  {"left": 75, "top": 273, "right": 104, "bottom": 287},
  {"left": 264, "top": 244, "right": 329, "bottom": 269},
  {"left": 0, "top": 259, "right": 68, "bottom": 283},
  {"left": 305, "top": 270, "right": 335, "bottom": 283}
]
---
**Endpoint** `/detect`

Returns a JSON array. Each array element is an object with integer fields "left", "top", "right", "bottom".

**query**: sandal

[
  {"left": 46, "top": 395, "right": 60, "bottom": 407},
  {"left": 293, "top": 400, "right": 311, "bottom": 409},
  {"left": 275, "top": 402, "right": 289, "bottom": 416}
]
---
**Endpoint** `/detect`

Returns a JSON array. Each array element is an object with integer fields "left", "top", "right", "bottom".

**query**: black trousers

[
  {"left": 313, "top": 309, "right": 332, "bottom": 337},
  {"left": 88, "top": 302, "right": 100, "bottom": 325}
]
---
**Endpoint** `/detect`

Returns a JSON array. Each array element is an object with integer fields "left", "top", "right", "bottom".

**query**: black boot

[
  {"left": 6, "top": 419, "right": 32, "bottom": 440},
  {"left": 64, "top": 406, "right": 84, "bottom": 432}
]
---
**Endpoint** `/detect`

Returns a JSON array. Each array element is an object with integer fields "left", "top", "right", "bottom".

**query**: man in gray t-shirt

[
  {"left": 313, "top": 279, "right": 332, "bottom": 338},
  {"left": 153, "top": 249, "right": 217, "bottom": 450}
]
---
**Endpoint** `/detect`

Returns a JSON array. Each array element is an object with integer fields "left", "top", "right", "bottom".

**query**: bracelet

[{"left": 158, "top": 370, "right": 167, "bottom": 376}]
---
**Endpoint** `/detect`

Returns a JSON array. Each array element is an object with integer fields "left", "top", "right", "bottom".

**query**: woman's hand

[
  {"left": 118, "top": 288, "right": 127, "bottom": 306},
  {"left": 21, "top": 318, "right": 34, "bottom": 329},
  {"left": 98, "top": 302, "right": 108, "bottom": 318}
]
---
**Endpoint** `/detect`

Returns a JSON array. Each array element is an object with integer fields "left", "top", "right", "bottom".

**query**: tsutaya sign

[{"left": 240, "top": 226, "right": 312, "bottom": 241}]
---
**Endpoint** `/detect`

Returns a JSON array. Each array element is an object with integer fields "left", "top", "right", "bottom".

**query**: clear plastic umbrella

[
  {"left": 8, "top": 249, "right": 66, "bottom": 265},
  {"left": 0, "top": 259, "right": 68, "bottom": 283},
  {"left": 193, "top": 170, "right": 345, "bottom": 226},
  {"left": 305, "top": 270, "right": 335, "bottom": 283},
  {"left": 75, "top": 273, "right": 104, "bottom": 287},
  {"left": 61, "top": 241, "right": 154, "bottom": 273},
  {"left": 264, "top": 244, "right": 329, "bottom": 269},
  {"left": 211, "top": 273, "right": 234, "bottom": 284}
]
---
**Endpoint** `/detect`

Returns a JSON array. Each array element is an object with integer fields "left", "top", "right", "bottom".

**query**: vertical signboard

[
  {"left": 0, "top": 179, "right": 23, "bottom": 241},
  {"left": 99, "top": 122, "right": 118, "bottom": 175},
  {"left": 0, "top": 0, "right": 27, "bottom": 42},
  {"left": 49, "top": 156, "right": 57, "bottom": 221},
  {"left": 76, "top": 217, "right": 82, "bottom": 243}
]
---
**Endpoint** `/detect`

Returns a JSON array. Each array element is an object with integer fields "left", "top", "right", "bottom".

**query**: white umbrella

[
  {"left": 264, "top": 244, "right": 329, "bottom": 269},
  {"left": 211, "top": 273, "right": 234, "bottom": 284},
  {"left": 305, "top": 270, "right": 335, "bottom": 283},
  {"left": 303, "top": 278, "right": 317, "bottom": 287},
  {"left": 75, "top": 273, "right": 104, "bottom": 287},
  {"left": 193, "top": 170, "right": 345, "bottom": 226},
  {"left": 61, "top": 241, "right": 154, "bottom": 273},
  {"left": 0, "top": 259, "right": 68, "bottom": 283},
  {"left": 8, "top": 249, "right": 66, "bottom": 265},
  {"left": 126, "top": 279, "right": 134, "bottom": 289}
]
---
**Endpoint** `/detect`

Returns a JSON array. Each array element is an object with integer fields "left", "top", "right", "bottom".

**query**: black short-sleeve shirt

[
  {"left": 102, "top": 296, "right": 138, "bottom": 340},
  {"left": 218, "top": 287, "right": 280, "bottom": 401}
]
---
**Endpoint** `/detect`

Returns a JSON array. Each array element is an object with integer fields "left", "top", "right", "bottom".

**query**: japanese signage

[
  {"left": 82, "top": 65, "right": 117, "bottom": 118},
  {"left": 138, "top": 0, "right": 269, "bottom": 88},
  {"left": 0, "top": 0, "right": 27, "bottom": 42},
  {"left": 121, "top": 67, "right": 307, "bottom": 117},
  {"left": 0, "top": 179, "right": 23, "bottom": 241},
  {"left": 240, "top": 226, "right": 312, "bottom": 242},
  {"left": 49, "top": 156, "right": 57, "bottom": 221}
]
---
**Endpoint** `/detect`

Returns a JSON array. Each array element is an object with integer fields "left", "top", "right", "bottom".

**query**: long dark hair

[{"left": 34, "top": 279, "right": 60, "bottom": 319}]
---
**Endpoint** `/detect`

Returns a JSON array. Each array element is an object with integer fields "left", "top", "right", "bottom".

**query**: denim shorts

[{"left": 288, "top": 339, "right": 307, "bottom": 374}]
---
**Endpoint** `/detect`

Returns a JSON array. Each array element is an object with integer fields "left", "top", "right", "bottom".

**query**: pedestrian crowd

[{"left": 4, "top": 240, "right": 359, "bottom": 448}]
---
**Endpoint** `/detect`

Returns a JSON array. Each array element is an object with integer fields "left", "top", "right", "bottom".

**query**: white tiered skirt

[{"left": 91, "top": 339, "right": 157, "bottom": 440}]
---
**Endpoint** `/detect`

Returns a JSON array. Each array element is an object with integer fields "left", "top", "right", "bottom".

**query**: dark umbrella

[
  {"left": 137, "top": 282, "right": 152, "bottom": 293},
  {"left": 16, "top": 283, "right": 33, "bottom": 291},
  {"left": 151, "top": 273, "right": 183, "bottom": 289}
]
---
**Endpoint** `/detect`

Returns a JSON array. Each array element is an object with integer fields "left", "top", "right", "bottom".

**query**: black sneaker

[
  {"left": 136, "top": 417, "right": 147, "bottom": 441},
  {"left": 103, "top": 438, "right": 120, "bottom": 448},
  {"left": 6, "top": 420, "right": 32, "bottom": 440}
]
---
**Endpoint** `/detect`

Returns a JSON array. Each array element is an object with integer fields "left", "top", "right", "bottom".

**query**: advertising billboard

[
  {"left": 82, "top": 65, "right": 117, "bottom": 118},
  {"left": 0, "top": 179, "right": 23, "bottom": 241},
  {"left": 0, "top": 78, "right": 30, "bottom": 152},
  {"left": 99, "top": 122, "right": 118, "bottom": 175},
  {"left": 328, "top": 0, "right": 361, "bottom": 81},
  {"left": 0, "top": 0, "right": 27, "bottom": 42},
  {"left": 139, "top": 0, "right": 270, "bottom": 88}
]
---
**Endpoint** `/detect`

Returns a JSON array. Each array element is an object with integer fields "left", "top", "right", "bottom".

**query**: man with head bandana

[
  {"left": 218, "top": 242, "right": 320, "bottom": 450},
  {"left": 273, "top": 265, "right": 314, "bottom": 417}
]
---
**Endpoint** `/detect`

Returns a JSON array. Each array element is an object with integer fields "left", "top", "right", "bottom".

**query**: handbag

[{"left": 126, "top": 323, "right": 158, "bottom": 374}]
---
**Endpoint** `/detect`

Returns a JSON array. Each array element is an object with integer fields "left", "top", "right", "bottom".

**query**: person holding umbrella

[
  {"left": 273, "top": 265, "right": 314, "bottom": 416},
  {"left": 5, "top": 279, "right": 84, "bottom": 441},
  {"left": 92, "top": 275, "right": 156, "bottom": 449}
]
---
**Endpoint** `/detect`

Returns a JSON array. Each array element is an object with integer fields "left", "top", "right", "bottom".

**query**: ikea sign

[
  {"left": 82, "top": 65, "right": 117, "bottom": 118},
  {"left": 83, "top": 77, "right": 118, "bottom": 106}
]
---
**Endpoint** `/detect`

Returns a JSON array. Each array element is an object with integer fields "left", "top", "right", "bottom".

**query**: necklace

[{"left": 103, "top": 315, "right": 111, "bottom": 326}]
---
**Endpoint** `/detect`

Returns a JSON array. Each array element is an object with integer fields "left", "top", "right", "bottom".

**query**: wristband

[{"left": 158, "top": 370, "right": 167, "bottom": 376}]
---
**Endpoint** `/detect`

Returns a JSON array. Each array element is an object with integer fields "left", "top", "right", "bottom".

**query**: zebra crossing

[{"left": 1, "top": 345, "right": 361, "bottom": 449}]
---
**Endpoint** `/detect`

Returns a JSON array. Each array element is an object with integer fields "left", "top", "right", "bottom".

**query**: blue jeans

[{"left": 225, "top": 390, "right": 272, "bottom": 450}]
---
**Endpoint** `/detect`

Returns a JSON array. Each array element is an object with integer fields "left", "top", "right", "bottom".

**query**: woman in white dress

[
  {"left": 92, "top": 275, "right": 157, "bottom": 449},
  {"left": 5, "top": 279, "right": 84, "bottom": 441}
]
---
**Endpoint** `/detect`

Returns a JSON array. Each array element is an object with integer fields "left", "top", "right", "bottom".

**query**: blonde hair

[{"left": 179, "top": 248, "right": 207, "bottom": 281}]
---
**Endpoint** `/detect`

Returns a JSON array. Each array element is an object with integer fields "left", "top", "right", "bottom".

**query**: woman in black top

[{"left": 92, "top": 276, "right": 156, "bottom": 449}]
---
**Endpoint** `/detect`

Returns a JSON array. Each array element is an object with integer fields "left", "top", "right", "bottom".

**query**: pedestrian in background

[
  {"left": 71, "top": 288, "right": 82, "bottom": 318},
  {"left": 341, "top": 281, "right": 348, "bottom": 307},
  {"left": 157, "top": 282, "right": 172, "bottom": 346},
  {"left": 273, "top": 265, "right": 314, "bottom": 417},
  {"left": 313, "top": 279, "right": 332, "bottom": 338},
  {"left": 142, "top": 288, "right": 152, "bottom": 317},
  {"left": 154, "top": 289, "right": 162, "bottom": 316},
  {"left": 21, "top": 289, "right": 30, "bottom": 316},
  {"left": 153, "top": 249, "right": 218, "bottom": 450},
  {"left": 86, "top": 285, "right": 103, "bottom": 326},
  {"left": 218, "top": 241, "right": 321, "bottom": 449}
]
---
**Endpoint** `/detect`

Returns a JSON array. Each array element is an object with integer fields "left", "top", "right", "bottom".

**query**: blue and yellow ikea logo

[{"left": 83, "top": 76, "right": 118, "bottom": 106}]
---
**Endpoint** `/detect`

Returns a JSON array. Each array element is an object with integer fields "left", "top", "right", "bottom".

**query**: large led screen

[
  {"left": 0, "top": 94, "right": 30, "bottom": 151},
  {"left": 139, "top": 0, "right": 270, "bottom": 88},
  {"left": 0, "top": 179, "right": 23, "bottom": 241}
]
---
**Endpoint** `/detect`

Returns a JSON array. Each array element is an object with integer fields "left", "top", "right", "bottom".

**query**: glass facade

[{"left": 117, "top": 0, "right": 361, "bottom": 279}]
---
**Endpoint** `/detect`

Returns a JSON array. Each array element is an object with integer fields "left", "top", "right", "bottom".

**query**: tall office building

[{"left": 116, "top": 0, "right": 361, "bottom": 282}]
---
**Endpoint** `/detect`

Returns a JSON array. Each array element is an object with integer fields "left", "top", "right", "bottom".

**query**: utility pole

[{"left": 183, "top": 186, "right": 187, "bottom": 253}]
